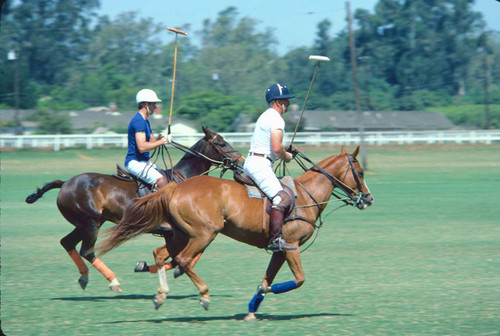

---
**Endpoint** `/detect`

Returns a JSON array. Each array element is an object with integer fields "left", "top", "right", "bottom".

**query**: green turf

[{"left": 1, "top": 145, "right": 499, "bottom": 335}]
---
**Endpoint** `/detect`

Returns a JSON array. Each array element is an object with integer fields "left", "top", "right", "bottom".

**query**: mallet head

[
  {"left": 167, "top": 27, "right": 188, "bottom": 35},
  {"left": 309, "top": 55, "right": 330, "bottom": 62}
]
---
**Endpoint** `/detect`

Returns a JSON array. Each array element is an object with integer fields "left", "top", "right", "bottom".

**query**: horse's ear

[
  {"left": 352, "top": 146, "right": 360, "bottom": 158},
  {"left": 202, "top": 126, "right": 215, "bottom": 136},
  {"left": 341, "top": 145, "right": 346, "bottom": 155},
  {"left": 202, "top": 126, "right": 210, "bottom": 138}
]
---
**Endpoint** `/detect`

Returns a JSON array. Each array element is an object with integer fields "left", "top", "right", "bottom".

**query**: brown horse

[
  {"left": 25, "top": 127, "right": 244, "bottom": 292},
  {"left": 97, "top": 146, "right": 373, "bottom": 319}
]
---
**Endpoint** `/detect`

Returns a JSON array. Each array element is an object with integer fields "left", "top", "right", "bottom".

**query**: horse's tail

[
  {"left": 96, "top": 182, "right": 177, "bottom": 257},
  {"left": 25, "top": 180, "right": 65, "bottom": 204}
]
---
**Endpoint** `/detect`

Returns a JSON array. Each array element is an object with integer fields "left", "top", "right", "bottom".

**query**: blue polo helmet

[{"left": 265, "top": 84, "right": 295, "bottom": 103}]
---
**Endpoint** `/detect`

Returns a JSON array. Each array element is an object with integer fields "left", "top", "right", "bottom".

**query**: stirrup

[{"left": 266, "top": 236, "right": 297, "bottom": 252}]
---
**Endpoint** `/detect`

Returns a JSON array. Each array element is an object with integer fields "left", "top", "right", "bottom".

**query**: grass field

[{"left": 1, "top": 144, "right": 499, "bottom": 335}]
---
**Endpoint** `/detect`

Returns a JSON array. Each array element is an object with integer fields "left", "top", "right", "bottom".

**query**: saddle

[
  {"left": 113, "top": 164, "right": 169, "bottom": 198},
  {"left": 234, "top": 171, "right": 297, "bottom": 199},
  {"left": 233, "top": 171, "right": 297, "bottom": 230}
]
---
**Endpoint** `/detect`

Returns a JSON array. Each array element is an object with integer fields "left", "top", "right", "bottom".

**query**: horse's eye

[{"left": 358, "top": 171, "right": 364, "bottom": 178}]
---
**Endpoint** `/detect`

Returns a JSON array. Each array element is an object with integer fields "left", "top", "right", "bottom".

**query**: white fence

[{"left": 1, "top": 130, "right": 500, "bottom": 151}]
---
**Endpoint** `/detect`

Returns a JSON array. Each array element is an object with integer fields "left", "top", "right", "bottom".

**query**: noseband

[
  {"left": 207, "top": 134, "right": 243, "bottom": 173},
  {"left": 341, "top": 154, "right": 372, "bottom": 208}
]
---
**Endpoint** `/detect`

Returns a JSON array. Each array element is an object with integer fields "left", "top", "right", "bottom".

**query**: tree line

[{"left": 1, "top": 0, "right": 499, "bottom": 133}]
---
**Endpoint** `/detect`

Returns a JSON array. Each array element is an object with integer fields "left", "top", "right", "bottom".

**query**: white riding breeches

[
  {"left": 126, "top": 160, "right": 163, "bottom": 185},
  {"left": 243, "top": 155, "right": 283, "bottom": 200}
]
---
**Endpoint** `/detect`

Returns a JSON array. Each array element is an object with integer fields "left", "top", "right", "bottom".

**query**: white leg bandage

[{"left": 157, "top": 267, "right": 170, "bottom": 294}]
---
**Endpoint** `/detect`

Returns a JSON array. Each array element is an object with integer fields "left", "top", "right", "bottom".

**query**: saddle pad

[{"left": 245, "top": 176, "right": 297, "bottom": 199}]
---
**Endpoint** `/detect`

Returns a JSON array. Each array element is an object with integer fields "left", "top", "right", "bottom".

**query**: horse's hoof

[
  {"left": 244, "top": 313, "right": 258, "bottom": 322},
  {"left": 78, "top": 275, "right": 89, "bottom": 290},
  {"left": 109, "top": 285, "right": 122, "bottom": 292},
  {"left": 108, "top": 278, "right": 122, "bottom": 292},
  {"left": 153, "top": 293, "right": 166, "bottom": 310},
  {"left": 199, "top": 298, "right": 209, "bottom": 310},
  {"left": 173, "top": 265, "right": 184, "bottom": 278},
  {"left": 134, "top": 261, "right": 149, "bottom": 272}
]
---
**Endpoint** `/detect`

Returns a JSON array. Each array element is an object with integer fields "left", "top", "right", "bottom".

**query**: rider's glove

[
  {"left": 160, "top": 134, "right": 172, "bottom": 144},
  {"left": 286, "top": 145, "right": 299, "bottom": 158}
]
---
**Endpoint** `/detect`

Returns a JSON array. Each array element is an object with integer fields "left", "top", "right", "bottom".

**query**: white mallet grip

[{"left": 309, "top": 55, "right": 330, "bottom": 62}]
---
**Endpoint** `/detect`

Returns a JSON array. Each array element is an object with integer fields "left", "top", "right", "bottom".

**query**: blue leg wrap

[
  {"left": 270, "top": 280, "right": 298, "bottom": 294},
  {"left": 248, "top": 293, "right": 265, "bottom": 313}
]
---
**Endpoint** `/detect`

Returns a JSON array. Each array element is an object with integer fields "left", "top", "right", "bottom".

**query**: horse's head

[
  {"left": 201, "top": 126, "right": 245, "bottom": 170},
  {"left": 338, "top": 146, "right": 374, "bottom": 209}
]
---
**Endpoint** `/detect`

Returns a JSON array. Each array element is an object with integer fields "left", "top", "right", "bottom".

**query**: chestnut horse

[
  {"left": 25, "top": 127, "right": 244, "bottom": 292},
  {"left": 97, "top": 146, "right": 373, "bottom": 319}
]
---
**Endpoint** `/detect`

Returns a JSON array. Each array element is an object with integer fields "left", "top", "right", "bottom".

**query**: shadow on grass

[
  {"left": 51, "top": 294, "right": 231, "bottom": 302},
  {"left": 101, "top": 312, "right": 353, "bottom": 324}
]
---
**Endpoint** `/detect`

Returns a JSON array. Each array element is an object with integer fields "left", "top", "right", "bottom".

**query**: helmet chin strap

[{"left": 145, "top": 103, "right": 155, "bottom": 116}]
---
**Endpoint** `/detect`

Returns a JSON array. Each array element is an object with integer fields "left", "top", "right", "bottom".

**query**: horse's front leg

[
  {"left": 134, "top": 245, "right": 172, "bottom": 273},
  {"left": 244, "top": 251, "right": 287, "bottom": 321},
  {"left": 61, "top": 228, "right": 89, "bottom": 289},
  {"left": 244, "top": 249, "right": 304, "bottom": 322},
  {"left": 269, "top": 248, "right": 305, "bottom": 294}
]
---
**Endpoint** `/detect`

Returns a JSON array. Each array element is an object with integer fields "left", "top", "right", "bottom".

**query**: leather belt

[{"left": 248, "top": 152, "right": 273, "bottom": 162}]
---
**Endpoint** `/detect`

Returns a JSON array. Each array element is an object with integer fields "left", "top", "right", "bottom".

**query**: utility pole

[
  {"left": 8, "top": 49, "right": 21, "bottom": 135},
  {"left": 482, "top": 32, "right": 490, "bottom": 129},
  {"left": 346, "top": 1, "right": 367, "bottom": 169}
]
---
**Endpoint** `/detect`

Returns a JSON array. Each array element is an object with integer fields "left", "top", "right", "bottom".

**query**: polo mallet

[
  {"left": 290, "top": 55, "right": 330, "bottom": 146},
  {"left": 166, "top": 27, "right": 187, "bottom": 135}
]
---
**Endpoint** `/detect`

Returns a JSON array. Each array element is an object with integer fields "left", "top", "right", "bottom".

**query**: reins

[{"left": 151, "top": 139, "right": 243, "bottom": 179}]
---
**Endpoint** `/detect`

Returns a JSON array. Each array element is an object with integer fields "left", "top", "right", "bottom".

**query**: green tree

[
  {"left": 194, "top": 7, "right": 280, "bottom": 100},
  {"left": 176, "top": 90, "right": 259, "bottom": 132},
  {"left": 9, "top": 0, "right": 99, "bottom": 86},
  {"left": 353, "top": 0, "right": 484, "bottom": 101}
]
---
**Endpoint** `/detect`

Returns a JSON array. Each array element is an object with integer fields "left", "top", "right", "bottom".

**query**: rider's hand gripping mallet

[
  {"left": 290, "top": 55, "right": 330, "bottom": 147},
  {"left": 166, "top": 27, "right": 187, "bottom": 135}
]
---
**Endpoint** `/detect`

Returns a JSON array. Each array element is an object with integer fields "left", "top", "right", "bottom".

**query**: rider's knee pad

[{"left": 272, "top": 190, "right": 291, "bottom": 211}]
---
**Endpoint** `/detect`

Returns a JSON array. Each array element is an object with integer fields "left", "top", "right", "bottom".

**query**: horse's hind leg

[
  {"left": 61, "top": 228, "right": 89, "bottom": 289},
  {"left": 172, "top": 232, "right": 216, "bottom": 310},
  {"left": 80, "top": 225, "right": 122, "bottom": 292},
  {"left": 152, "top": 233, "right": 189, "bottom": 310},
  {"left": 152, "top": 246, "right": 172, "bottom": 310}
]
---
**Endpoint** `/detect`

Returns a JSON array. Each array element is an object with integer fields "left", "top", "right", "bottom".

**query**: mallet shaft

[
  {"left": 290, "top": 55, "right": 330, "bottom": 146},
  {"left": 166, "top": 27, "right": 188, "bottom": 133}
]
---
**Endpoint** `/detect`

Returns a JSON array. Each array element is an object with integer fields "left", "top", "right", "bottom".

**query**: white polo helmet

[{"left": 136, "top": 89, "right": 162, "bottom": 105}]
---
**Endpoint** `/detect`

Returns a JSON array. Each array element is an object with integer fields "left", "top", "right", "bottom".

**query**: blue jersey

[{"left": 125, "top": 112, "right": 152, "bottom": 166}]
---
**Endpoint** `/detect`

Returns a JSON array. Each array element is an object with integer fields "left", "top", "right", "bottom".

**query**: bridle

[
  {"left": 281, "top": 150, "right": 372, "bottom": 253},
  {"left": 166, "top": 135, "right": 243, "bottom": 178},
  {"left": 148, "top": 133, "right": 243, "bottom": 182},
  {"left": 206, "top": 134, "right": 243, "bottom": 174},
  {"left": 292, "top": 151, "right": 371, "bottom": 209}
]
